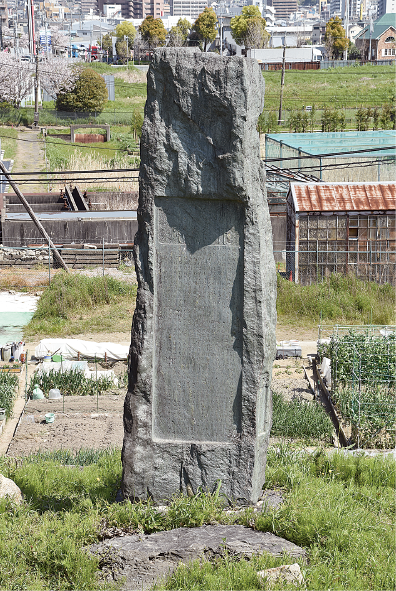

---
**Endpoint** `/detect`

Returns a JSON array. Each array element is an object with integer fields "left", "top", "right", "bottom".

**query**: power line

[
  {"left": 0, "top": 132, "right": 139, "bottom": 154},
  {"left": 9, "top": 167, "right": 139, "bottom": 175}
]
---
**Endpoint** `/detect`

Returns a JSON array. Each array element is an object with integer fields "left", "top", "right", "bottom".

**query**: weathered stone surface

[
  {"left": 0, "top": 474, "right": 23, "bottom": 503},
  {"left": 122, "top": 48, "right": 276, "bottom": 504},
  {"left": 257, "top": 563, "right": 305, "bottom": 587},
  {"left": 90, "top": 525, "right": 306, "bottom": 590}
]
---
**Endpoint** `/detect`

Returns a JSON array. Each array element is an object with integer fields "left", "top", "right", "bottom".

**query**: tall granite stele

[{"left": 122, "top": 48, "right": 276, "bottom": 505}]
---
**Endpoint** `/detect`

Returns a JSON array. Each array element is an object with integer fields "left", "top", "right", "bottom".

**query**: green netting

[
  {"left": 265, "top": 130, "right": 396, "bottom": 182},
  {"left": 266, "top": 130, "right": 396, "bottom": 157}
]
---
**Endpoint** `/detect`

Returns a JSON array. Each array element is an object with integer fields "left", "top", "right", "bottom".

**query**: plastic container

[
  {"left": 45, "top": 413, "right": 55, "bottom": 423},
  {"left": 0, "top": 409, "right": 6, "bottom": 421},
  {"left": 52, "top": 355, "right": 64, "bottom": 362},
  {"left": 32, "top": 384, "right": 45, "bottom": 400},
  {"left": 48, "top": 388, "right": 62, "bottom": 400}
]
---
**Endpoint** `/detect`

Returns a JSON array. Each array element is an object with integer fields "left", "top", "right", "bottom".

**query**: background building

[
  {"left": 269, "top": 0, "right": 298, "bottom": 20},
  {"left": 355, "top": 13, "right": 396, "bottom": 58},
  {"left": 0, "top": 0, "right": 8, "bottom": 30},
  {"left": 170, "top": 0, "right": 206, "bottom": 19},
  {"left": 377, "top": 0, "right": 396, "bottom": 17}
]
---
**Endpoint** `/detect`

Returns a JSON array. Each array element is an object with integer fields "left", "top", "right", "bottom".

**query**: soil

[
  {"left": 7, "top": 395, "right": 125, "bottom": 457},
  {"left": 6, "top": 336, "right": 130, "bottom": 457},
  {"left": 5, "top": 320, "right": 321, "bottom": 457}
]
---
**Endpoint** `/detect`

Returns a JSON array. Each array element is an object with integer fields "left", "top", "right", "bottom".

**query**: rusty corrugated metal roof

[{"left": 290, "top": 182, "right": 396, "bottom": 212}]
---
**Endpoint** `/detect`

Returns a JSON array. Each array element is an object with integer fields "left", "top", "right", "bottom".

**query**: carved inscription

[{"left": 153, "top": 197, "right": 243, "bottom": 443}]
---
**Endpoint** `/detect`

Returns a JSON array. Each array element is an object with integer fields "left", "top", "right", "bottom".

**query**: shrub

[{"left": 55, "top": 68, "right": 108, "bottom": 113}]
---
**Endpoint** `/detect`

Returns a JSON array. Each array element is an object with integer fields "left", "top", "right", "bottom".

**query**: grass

[
  {"left": 276, "top": 273, "right": 396, "bottom": 328},
  {"left": 0, "top": 445, "right": 393, "bottom": 590},
  {"left": 271, "top": 391, "right": 333, "bottom": 442},
  {"left": 0, "top": 126, "right": 18, "bottom": 160},
  {"left": 261, "top": 64, "right": 395, "bottom": 112},
  {"left": 24, "top": 273, "right": 137, "bottom": 338},
  {"left": 21, "top": 271, "right": 395, "bottom": 339}
]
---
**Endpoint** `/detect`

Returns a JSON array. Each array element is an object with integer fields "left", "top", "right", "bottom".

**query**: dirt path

[{"left": 13, "top": 127, "right": 46, "bottom": 192}]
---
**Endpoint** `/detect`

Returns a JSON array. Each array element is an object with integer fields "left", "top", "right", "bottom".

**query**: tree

[
  {"left": 347, "top": 42, "right": 361, "bottom": 60},
  {"left": 139, "top": 15, "right": 167, "bottom": 49},
  {"left": 230, "top": 6, "right": 268, "bottom": 49},
  {"left": 168, "top": 26, "right": 185, "bottom": 47},
  {"left": 40, "top": 58, "right": 81, "bottom": 98},
  {"left": 324, "top": 17, "right": 349, "bottom": 59},
  {"left": 115, "top": 21, "right": 136, "bottom": 45},
  {"left": 55, "top": 68, "right": 108, "bottom": 113},
  {"left": 168, "top": 18, "right": 191, "bottom": 46},
  {"left": 177, "top": 18, "right": 192, "bottom": 41},
  {"left": 115, "top": 39, "right": 129, "bottom": 63},
  {"left": 193, "top": 7, "right": 218, "bottom": 52},
  {"left": 99, "top": 33, "right": 113, "bottom": 58},
  {"left": 0, "top": 54, "right": 33, "bottom": 107},
  {"left": 51, "top": 27, "right": 69, "bottom": 54}
]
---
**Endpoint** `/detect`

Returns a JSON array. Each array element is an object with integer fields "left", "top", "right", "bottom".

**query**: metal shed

[{"left": 286, "top": 181, "right": 396, "bottom": 285}]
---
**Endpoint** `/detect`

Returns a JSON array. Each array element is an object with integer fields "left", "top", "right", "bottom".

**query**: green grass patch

[
  {"left": 0, "top": 372, "right": 18, "bottom": 419},
  {"left": 0, "top": 126, "right": 18, "bottom": 160},
  {"left": 271, "top": 392, "right": 333, "bottom": 442},
  {"left": 24, "top": 273, "right": 137, "bottom": 338},
  {"left": 277, "top": 273, "right": 396, "bottom": 327},
  {"left": 0, "top": 446, "right": 394, "bottom": 590},
  {"left": 262, "top": 64, "right": 395, "bottom": 112}
]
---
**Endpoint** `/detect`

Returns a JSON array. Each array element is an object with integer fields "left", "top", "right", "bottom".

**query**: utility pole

[
  {"left": 124, "top": 34, "right": 128, "bottom": 68},
  {"left": 0, "top": 12, "right": 3, "bottom": 50},
  {"left": 343, "top": 0, "right": 349, "bottom": 60},
  {"left": 219, "top": 16, "right": 223, "bottom": 56},
  {"left": 34, "top": 47, "right": 39, "bottom": 127},
  {"left": 278, "top": 43, "right": 286, "bottom": 126}
]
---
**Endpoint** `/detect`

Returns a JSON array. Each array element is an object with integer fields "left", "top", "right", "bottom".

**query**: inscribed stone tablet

[{"left": 153, "top": 197, "right": 243, "bottom": 443}]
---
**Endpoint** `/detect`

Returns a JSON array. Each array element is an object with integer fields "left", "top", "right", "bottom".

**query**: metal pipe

[{"left": 0, "top": 160, "right": 68, "bottom": 271}]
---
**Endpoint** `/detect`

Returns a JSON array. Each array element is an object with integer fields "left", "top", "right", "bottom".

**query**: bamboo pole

[{"left": 0, "top": 161, "right": 68, "bottom": 271}]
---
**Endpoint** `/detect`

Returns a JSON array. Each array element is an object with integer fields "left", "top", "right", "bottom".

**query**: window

[
  {"left": 383, "top": 48, "right": 396, "bottom": 56},
  {"left": 385, "top": 36, "right": 395, "bottom": 42}
]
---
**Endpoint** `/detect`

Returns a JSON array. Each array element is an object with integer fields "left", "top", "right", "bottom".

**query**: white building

[
  {"left": 103, "top": 5, "right": 123, "bottom": 19},
  {"left": 170, "top": 0, "right": 207, "bottom": 19},
  {"left": 377, "top": 0, "right": 396, "bottom": 16}
]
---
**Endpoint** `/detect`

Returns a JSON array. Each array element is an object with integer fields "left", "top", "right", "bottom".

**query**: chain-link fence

[
  {"left": 0, "top": 243, "right": 135, "bottom": 289},
  {"left": 275, "top": 249, "right": 396, "bottom": 285}
]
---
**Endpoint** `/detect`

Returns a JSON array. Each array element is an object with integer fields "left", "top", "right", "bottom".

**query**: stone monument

[{"left": 122, "top": 48, "right": 276, "bottom": 505}]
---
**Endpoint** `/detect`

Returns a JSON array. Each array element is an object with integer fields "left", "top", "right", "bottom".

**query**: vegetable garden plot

[{"left": 319, "top": 328, "right": 396, "bottom": 448}]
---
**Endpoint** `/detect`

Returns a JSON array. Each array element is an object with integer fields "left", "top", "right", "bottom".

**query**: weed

[
  {"left": 277, "top": 273, "right": 395, "bottom": 327},
  {"left": 271, "top": 392, "right": 334, "bottom": 442},
  {"left": 24, "top": 273, "right": 137, "bottom": 338},
  {"left": 0, "top": 446, "right": 393, "bottom": 590}
]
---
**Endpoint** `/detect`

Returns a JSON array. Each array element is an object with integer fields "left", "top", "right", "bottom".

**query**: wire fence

[
  {"left": 0, "top": 243, "right": 135, "bottom": 289},
  {"left": 275, "top": 249, "right": 396, "bottom": 286},
  {"left": 317, "top": 326, "right": 396, "bottom": 448}
]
